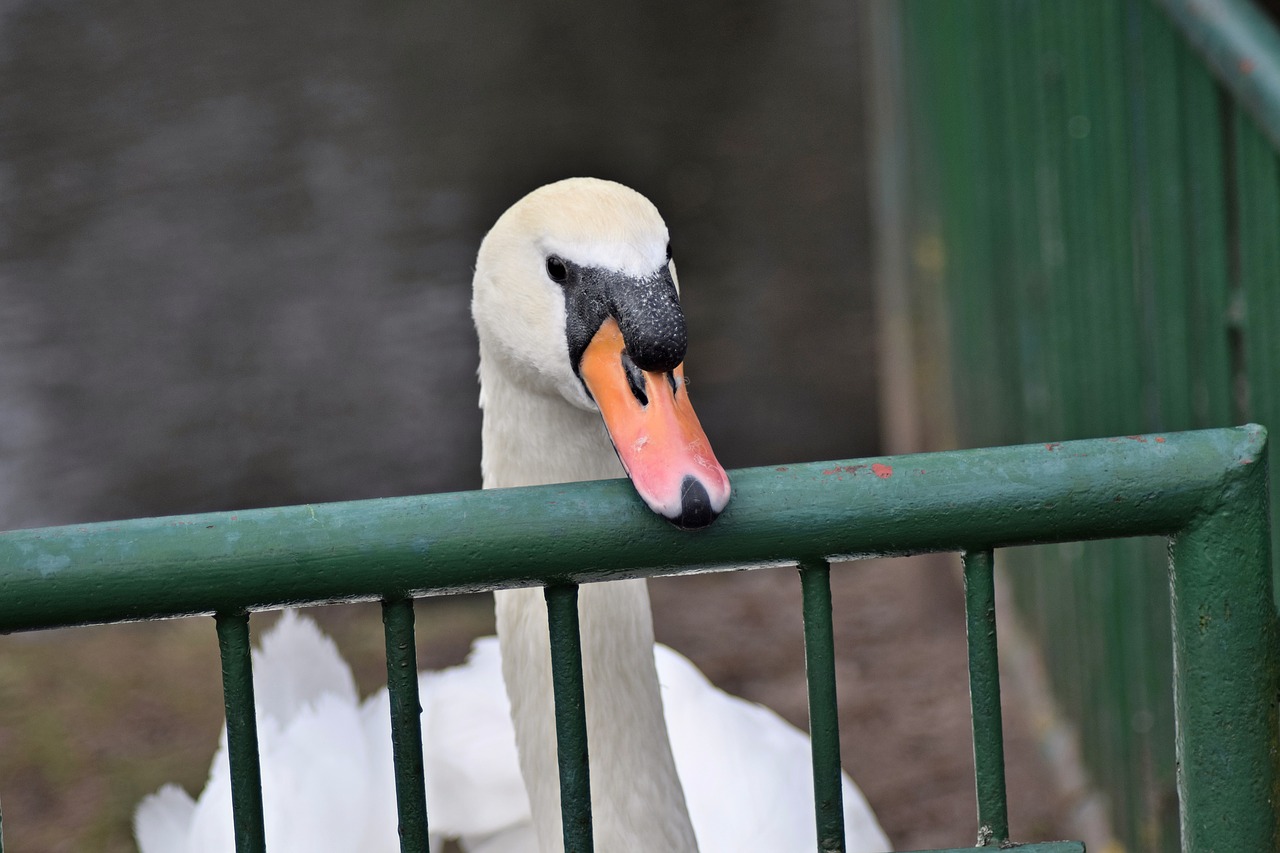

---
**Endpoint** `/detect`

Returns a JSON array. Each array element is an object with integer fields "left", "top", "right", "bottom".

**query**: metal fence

[
  {"left": 870, "top": 1, "right": 1280, "bottom": 848},
  {"left": 0, "top": 427, "right": 1274, "bottom": 852}
]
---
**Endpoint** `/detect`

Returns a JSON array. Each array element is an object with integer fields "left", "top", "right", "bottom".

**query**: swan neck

[
  {"left": 479, "top": 344, "right": 698, "bottom": 850},
  {"left": 478, "top": 349, "right": 623, "bottom": 489},
  {"left": 495, "top": 582, "right": 698, "bottom": 852}
]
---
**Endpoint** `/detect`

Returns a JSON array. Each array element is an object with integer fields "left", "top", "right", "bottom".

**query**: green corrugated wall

[{"left": 870, "top": 1, "right": 1280, "bottom": 850}]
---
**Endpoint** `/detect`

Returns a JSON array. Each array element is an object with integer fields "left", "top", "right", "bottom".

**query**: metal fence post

[
  {"left": 215, "top": 610, "right": 267, "bottom": 853},
  {"left": 381, "top": 597, "right": 430, "bottom": 851},
  {"left": 1168, "top": 444, "right": 1279, "bottom": 850},
  {"left": 962, "top": 548, "right": 1009, "bottom": 846},
  {"left": 545, "top": 584, "right": 593, "bottom": 853}
]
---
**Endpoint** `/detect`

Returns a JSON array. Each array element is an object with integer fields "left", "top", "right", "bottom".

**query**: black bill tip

[{"left": 671, "top": 475, "right": 717, "bottom": 530}]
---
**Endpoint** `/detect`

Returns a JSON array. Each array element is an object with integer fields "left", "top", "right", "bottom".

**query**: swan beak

[{"left": 579, "top": 317, "right": 731, "bottom": 529}]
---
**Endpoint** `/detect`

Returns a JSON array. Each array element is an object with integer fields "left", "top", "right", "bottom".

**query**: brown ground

[{"left": 0, "top": 556, "right": 1069, "bottom": 852}]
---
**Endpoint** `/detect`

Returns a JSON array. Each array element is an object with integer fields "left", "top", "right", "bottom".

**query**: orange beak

[{"left": 579, "top": 317, "right": 731, "bottom": 529}]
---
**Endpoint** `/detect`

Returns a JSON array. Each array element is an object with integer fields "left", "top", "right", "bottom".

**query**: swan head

[{"left": 473, "top": 177, "right": 731, "bottom": 529}]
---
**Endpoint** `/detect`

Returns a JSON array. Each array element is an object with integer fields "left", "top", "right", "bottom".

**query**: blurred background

[
  {"left": 0, "top": 0, "right": 877, "bottom": 532},
  {"left": 0, "top": 2, "right": 960, "bottom": 851},
  {"left": 6, "top": 0, "right": 1280, "bottom": 851}
]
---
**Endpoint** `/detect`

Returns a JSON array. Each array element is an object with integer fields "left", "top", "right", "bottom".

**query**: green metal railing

[
  {"left": 871, "top": 1, "right": 1280, "bottom": 848},
  {"left": 0, "top": 427, "right": 1274, "bottom": 852}
]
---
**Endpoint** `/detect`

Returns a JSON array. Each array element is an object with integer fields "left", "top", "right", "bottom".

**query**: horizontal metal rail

[
  {"left": 900, "top": 845, "right": 1083, "bottom": 853},
  {"left": 0, "top": 428, "right": 1264, "bottom": 629},
  {"left": 1157, "top": 0, "right": 1280, "bottom": 150},
  {"left": 0, "top": 425, "right": 1275, "bottom": 852}
]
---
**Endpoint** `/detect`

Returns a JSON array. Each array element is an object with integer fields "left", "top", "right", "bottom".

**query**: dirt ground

[{"left": 0, "top": 555, "right": 1072, "bottom": 852}]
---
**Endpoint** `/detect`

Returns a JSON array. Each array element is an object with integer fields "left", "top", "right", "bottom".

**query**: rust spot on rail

[{"left": 820, "top": 463, "right": 893, "bottom": 480}]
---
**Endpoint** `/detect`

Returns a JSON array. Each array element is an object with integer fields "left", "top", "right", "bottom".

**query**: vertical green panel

[
  {"left": 898, "top": 0, "right": 961, "bottom": 451},
  {"left": 998, "top": 0, "right": 1056, "bottom": 440},
  {"left": 974, "top": 0, "right": 1026, "bottom": 447},
  {"left": 1233, "top": 106, "right": 1280, "bottom": 607},
  {"left": 1128, "top": 0, "right": 1192, "bottom": 431},
  {"left": 883, "top": 1, "right": 1267, "bottom": 850},
  {"left": 1176, "top": 26, "right": 1233, "bottom": 428},
  {"left": 902, "top": 0, "right": 1010, "bottom": 450},
  {"left": 928, "top": 0, "right": 989, "bottom": 447},
  {"left": 799, "top": 561, "right": 846, "bottom": 853},
  {"left": 381, "top": 597, "right": 430, "bottom": 852},
  {"left": 544, "top": 585, "right": 593, "bottom": 853},
  {"left": 215, "top": 611, "right": 266, "bottom": 853},
  {"left": 983, "top": 1, "right": 1024, "bottom": 445}
]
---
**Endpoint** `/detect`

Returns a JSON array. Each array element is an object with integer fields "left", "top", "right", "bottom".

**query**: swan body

[
  {"left": 136, "top": 612, "right": 888, "bottom": 852},
  {"left": 135, "top": 178, "right": 889, "bottom": 852},
  {"left": 135, "top": 613, "right": 396, "bottom": 853}
]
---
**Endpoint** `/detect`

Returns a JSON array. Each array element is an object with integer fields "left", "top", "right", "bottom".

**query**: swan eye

[
  {"left": 545, "top": 256, "right": 568, "bottom": 283},
  {"left": 665, "top": 242, "right": 673, "bottom": 261}
]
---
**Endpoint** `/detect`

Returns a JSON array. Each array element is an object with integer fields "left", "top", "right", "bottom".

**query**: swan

[
  {"left": 134, "top": 177, "right": 890, "bottom": 852},
  {"left": 136, "top": 613, "right": 888, "bottom": 853}
]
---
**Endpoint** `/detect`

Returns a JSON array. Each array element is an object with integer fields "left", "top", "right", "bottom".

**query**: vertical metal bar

[
  {"left": 962, "top": 548, "right": 1009, "bottom": 846},
  {"left": 799, "top": 559, "right": 846, "bottom": 853},
  {"left": 1168, "top": 452, "right": 1279, "bottom": 852},
  {"left": 544, "top": 584, "right": 593, "bottom": 853},
  {"left": 215, "top": 610, "right": 266, "bottom": 853},
  {"left": 381, "top": 596, "right": 430, "bottom": 851}
]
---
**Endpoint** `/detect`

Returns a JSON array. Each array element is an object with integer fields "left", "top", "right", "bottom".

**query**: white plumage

[{"left": 136, "top": 612, "right": 889, "bottom": 852}]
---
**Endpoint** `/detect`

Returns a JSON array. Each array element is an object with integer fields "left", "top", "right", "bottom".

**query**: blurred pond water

[{"left": 0, "top": 0, "right": 875, "bottom": 530}]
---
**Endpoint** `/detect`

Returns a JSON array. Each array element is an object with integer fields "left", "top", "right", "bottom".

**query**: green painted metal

[
  {"left": 875, "top": 0, "right": 1280, "bottom": 848},
  {"left": 799, "top": 560, "right": 845, "bottom": 852},
  {"left": 381, "top": 597, "right": 430, "bottom": 852},
  {"left": 901, "top": 844, "right": 1084, "bottom": 853},
  {"left": 1233, "top": 106, "right": 1280, "bottom": 609},
  {"left": 0, "top": 427, "right": 1275, "bottom": 850},
  {"left": 0, "top": 432, "right": 1264, "bottom": 625},
  {"left": 0, "top": 429, "right": 1262, "bottom": 630},
  {"left": 1157, "top": 0, "right": 1280, "bottom": 150},
  {"left": 961, "top": 549, "right": 1008, "bottom": 846},
  {"left": 215, "top": 611, "right": 266, "bottom": 853},
  {"left": 544, "top": 584, "right": 592, "bottom": 853},
  {"left": 1168, "top": 451, "right": 1280, "bottom": 849}
]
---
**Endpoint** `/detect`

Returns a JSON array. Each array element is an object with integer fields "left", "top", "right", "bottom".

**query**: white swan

[
  {"left": 137, "top": 612, "right": 888, "bottom": 853},
  {"left": 134, "top": 178, "right": 890, "bottom": 853}
]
